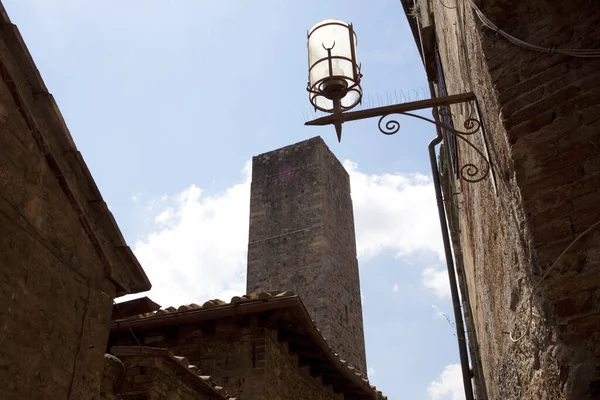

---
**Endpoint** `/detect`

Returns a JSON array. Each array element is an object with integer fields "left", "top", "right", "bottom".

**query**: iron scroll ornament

[{"left": 377, "top": 108, "right": 490, "bottom": 183}]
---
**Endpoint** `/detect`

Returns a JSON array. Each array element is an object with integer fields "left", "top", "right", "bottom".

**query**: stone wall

[
  {"left": 111, "top": 319, "right": 267, "bottom": 399},
  {"left": 0, "top": 4, "right": 150, "bottom": 399},
  {"left": 0, "top": 208, "right": 115, "bottom": 400},
  {"left": 111, "top": 348, "right": 227, "bottom": 400},
  {"left": 247, "top": 137, "right": 367, "bottom": 373},
  {"left": 119, "top": 359, "right": 212, "bottom": 400},
  {"left": 0, "top": 35, "right": 113, "bottom": 400},
  {"left": 413, "top": 0, "right": 600, "bottom": 398},
  {"left": 120, "top": 357, "right": 203, "bottom": 400},
  {"left": 100, "top": 354, "right": 126, "bottom": 400},
  {"left": 110, "top": 320, "right": 348, "bottom": 400},
  {"left": 264, "top": 329, "right": 343, "bottom": 400}
]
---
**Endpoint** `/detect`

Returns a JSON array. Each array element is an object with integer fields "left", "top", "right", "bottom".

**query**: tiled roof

[
  {"left": 115, "top": 291, "right": 296, "bottom": 320},
  {"left": 111, "top": 291, "right": 387, "bottom": 400},
  {"left": 111, "top": 346, "right": 234, "bottom": 399}
]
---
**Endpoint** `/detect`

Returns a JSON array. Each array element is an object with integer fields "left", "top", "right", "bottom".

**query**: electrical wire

[
  {"left": 467, "top": 0, "right": 600, "bottom": 58},
  {"left": 440, "top": 0, "right": 457, "bottom": 9},
  {"left": 112, "top": 301, "right": 148, "bottom": 355},
  {"left": 504, "top": 218, "right": 600, "bottom": 342}
]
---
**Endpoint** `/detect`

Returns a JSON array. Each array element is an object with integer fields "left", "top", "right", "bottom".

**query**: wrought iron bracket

[{"left": 305, "top": 92, "right": 491, "bottom": 184}]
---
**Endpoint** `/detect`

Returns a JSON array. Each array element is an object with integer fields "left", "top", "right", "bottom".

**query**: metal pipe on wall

[{"left": 427, "top": 82, "right": 475, "bottom": 400}]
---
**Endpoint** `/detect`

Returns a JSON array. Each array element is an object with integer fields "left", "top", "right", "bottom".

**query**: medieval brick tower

[{"left": 246, "top": 136, "right": 367, "bottom": 373}]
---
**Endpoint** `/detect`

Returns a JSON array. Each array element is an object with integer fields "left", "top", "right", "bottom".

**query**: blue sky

[{"left": 4, "top": 0, "right": 464, "bottom": 398}]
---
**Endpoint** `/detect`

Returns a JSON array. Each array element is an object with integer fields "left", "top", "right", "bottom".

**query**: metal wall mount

[{"left": 305, "top": 91, "right": 491, "bottom": 184}]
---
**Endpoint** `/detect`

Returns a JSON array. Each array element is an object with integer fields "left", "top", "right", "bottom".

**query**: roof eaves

[{"left": 400, "top": 0, "right": 425, "bottom": 63}]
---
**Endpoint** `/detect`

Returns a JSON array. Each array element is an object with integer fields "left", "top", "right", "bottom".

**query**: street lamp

[
  {"left": 307, "top": 19, "right": 363, "bottom": 141},
  {"left": 305, "top": 19, "right": 489, "bottom": 400},
  {"left": 305, "top": 19, "right": 490, "bottom": 184}
]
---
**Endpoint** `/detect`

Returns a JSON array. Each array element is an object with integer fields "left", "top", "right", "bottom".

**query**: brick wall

[
  {"left": 121, "top": 357, "right": 205, "bottom": 400},
  {"left": 112, "top": 349, "right": 226, "bottom": 400},
  {"left": 119, "top": 359, "right": 208, "bottom": 400},
  {"left": 110, "top": 320, "right": 347, "bottom": 400},
  {"left": 111, "top": 319, "right": 267, "bottom": 399},
  {"left": 264, "top": 329, "right": 342, "bottom": 400},
  {"left": 413, "top": 0, "right": 600, "bottom": 398},
  {"left": 247, "top": 137, "right": 367, "bottom": 373}
]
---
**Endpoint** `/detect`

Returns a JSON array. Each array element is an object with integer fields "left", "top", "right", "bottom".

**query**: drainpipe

[{"left": 427, "top": 81, "right": 475, "bottom": 400}]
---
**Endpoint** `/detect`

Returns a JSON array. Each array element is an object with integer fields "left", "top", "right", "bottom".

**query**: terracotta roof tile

[
  {"left": 114, "top": 291, "right": 298, "bottom": 322},
  {"left": 202, "top": 299, "right": 227, "bottom": 308}
]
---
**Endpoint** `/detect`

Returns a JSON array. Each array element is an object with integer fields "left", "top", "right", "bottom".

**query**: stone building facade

[
  {"left": 110, "top": 292, "right": 383, "bottom": 400},
  {"left": 403, "top": 0, "right": 600, "bottom": 398},
  {"left": 0, "top": 2, "right": 151, "bottom": 399},
  {"left": 247, "top": 137, "right": 367, "bottom": 374}
]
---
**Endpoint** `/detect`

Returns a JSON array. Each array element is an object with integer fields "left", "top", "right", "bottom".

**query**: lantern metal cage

[{"left": 307, "top": 19, "right": 363, "bottom": 115}]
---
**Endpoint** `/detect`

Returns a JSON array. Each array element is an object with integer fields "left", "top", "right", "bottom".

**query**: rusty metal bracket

[{"left": 305, "top": 92, "right": 491, "bottom": 184}]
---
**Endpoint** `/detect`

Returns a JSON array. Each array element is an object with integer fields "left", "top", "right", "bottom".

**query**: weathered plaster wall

[
  {"left": 414, "top": 0, "right": 600, "bottom": 398},
  {"left": 247, "top": 136, "right": 367, "bottom": 373}
]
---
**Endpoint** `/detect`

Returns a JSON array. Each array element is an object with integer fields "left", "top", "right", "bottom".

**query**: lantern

[{"left": 307, "top": 19, "right": 362, "bottom": 114}]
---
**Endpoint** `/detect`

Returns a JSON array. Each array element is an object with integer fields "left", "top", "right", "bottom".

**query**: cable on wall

[
  {"left": 466, "top": 0, "right": 600, "bottom": 58},
  {"left": 112, "top": 301, "right": 148, "bottom": 355},
  {"left": 503, "top": 217, "right": 600, "bottom": 342}
]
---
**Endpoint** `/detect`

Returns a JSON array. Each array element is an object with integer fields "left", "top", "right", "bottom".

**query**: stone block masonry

[
  {"left": 265, "top": 329, "right": 344, "bottom": 400},
  {"left": 413, "top": 0, "right": 600, "bottom": 397},
  {"left": 110, "top": 317, "right": 344, "bottom": 400},
  {"left": 0, "top": 3, "right": 150, "bottom": 398},
  {"left": 246, "top": 136, "right": 367, "bottom": 374},
  {"left": 109, "top": 347, "right": 229, "bottom": 400}
]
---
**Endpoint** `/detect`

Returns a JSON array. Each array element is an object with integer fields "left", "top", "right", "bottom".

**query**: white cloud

[
  {"left": 155, "top": 207, "right": 175, "bottom": 225},
  {"left": 120, "top": 159, "right": 444, "bottom": 306},
  {"left": 121, "top": 161, "right": 252, "bottom": 307},
  {"left": 422, "top": 267, "right": 451, "bottom": 298},
  {"left": 427, "top": 364, "right": 465, "bottom": 400},
  {"left": 393, "top": 283, "right": 399, "bottom": 293},
  {"left": 131, "top": 195, "right": 138, "bottom": 203},
  {"left": 344, "top": 160, "right": 443, "bottom": 262}
]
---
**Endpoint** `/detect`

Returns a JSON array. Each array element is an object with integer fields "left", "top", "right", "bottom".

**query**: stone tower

[{"left": 246, "top": 136, "right": 366, "bottom": 373}]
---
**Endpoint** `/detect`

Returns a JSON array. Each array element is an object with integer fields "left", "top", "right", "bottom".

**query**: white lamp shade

[{"left": 307, "top": 19, "right": 362, "bottom": 113}]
